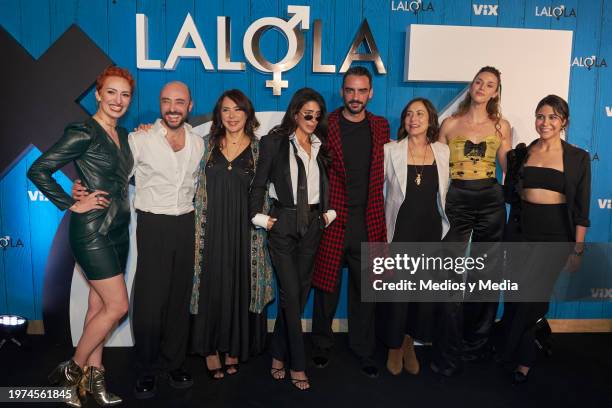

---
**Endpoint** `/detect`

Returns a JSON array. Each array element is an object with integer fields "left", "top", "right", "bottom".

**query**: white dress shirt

[
  {"left": 252, "top": 133, "right": 336, "bottom": 228},
  {"left": 129, "top": 119, "right": 204, "bottom": 215}
]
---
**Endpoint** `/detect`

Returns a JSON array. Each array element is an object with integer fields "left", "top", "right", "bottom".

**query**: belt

[
  {"left": 272, "top": 200, "right": 319, "bottom": 211},
  {"left": 451, "top": 178, "right": 497, "bottom": 190}
]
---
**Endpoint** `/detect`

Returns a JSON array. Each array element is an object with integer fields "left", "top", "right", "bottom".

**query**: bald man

[{"left": 129, "top": 81, "right": 203, "bottom": 398}]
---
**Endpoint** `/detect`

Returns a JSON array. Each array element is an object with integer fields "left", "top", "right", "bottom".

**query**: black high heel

[{"left": 512, "top": 369, "right": 529, "bottom": 385}]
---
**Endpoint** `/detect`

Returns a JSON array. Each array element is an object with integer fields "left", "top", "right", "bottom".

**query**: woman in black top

[
  {"left": 380, "top": 98, "right": 450, "bottom": 376},
  {"left": 501, "top": 95, "right": 590, "bottom": 384},
  {"left": 28, "top": 66, "right": 135, "bottom": 406},
  {"left": 249, "top": 88, "right": 335, "bottom": 390}
]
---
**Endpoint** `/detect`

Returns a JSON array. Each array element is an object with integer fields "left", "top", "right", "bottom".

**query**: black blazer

[
  {"left": 504, "top": 139, "right": 591, "bottom": 241},
  {"left": 249, "top": 131, "right": 329, "bottom": 219}
]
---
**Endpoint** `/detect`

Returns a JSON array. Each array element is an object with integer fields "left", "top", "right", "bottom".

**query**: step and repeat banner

[{"left": 0, "top": 0, "right": 610, "bottom": 344}]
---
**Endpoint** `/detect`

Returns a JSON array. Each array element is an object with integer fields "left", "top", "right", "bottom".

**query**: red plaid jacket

[{"left": 312, "top": 108, "right": 390, "bottom": 292}]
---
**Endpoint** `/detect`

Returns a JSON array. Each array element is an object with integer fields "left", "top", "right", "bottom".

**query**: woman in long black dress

[
  {"left": 190, "top": 90, "right": 274, "bottom": 379},
  {"left": 380, "top": 98, "right": 450, "bottom": 376},
  {"left": 501, "top": 95, "right": 590, "bottom": 384},
  {"left": 28, "top": 66, "right": 135, "bottom": 406}
]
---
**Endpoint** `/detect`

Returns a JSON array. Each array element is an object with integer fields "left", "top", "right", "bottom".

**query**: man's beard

[
  {"left": 344, "top": 99, "right": 366, "bottom": 115},
  {"left": 162, "top": 112, "right": 187, "bottom": 130}
]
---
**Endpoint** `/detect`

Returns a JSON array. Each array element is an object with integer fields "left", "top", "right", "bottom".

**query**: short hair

[
  {"left": 535, "top": 94, "right": 570, "bottom": 129},
  {"left": 342, "top": 66, "right": 372, "bottom": 88},
  {"left": 96, "top": 65, "right": 135, "bottom": 93}
]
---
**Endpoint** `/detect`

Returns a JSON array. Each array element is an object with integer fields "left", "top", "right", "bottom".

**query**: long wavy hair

[
  {"left": 209, "top": 89, "right": 259, "bottom": 148},
  {"left": 269, "top": 87, "right": 330, "bottom": 167},
  {"left": 454, "top": 66, "right": 503, "bottom": 137},
  {"left": 397, "top": 98, "right": 439, "bottom": 143}
]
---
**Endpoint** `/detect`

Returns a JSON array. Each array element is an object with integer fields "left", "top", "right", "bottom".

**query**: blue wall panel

[{"left": 1, "top": 0, "right": 610, "bottom": 321}]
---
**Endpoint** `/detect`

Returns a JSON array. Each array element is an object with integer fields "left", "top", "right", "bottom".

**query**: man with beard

[
  {"left": 128, "top": 81, "right": 203, "bottom": 398},
  {"left": 311, "top": 67, "right": 389, "bottom": 377}
]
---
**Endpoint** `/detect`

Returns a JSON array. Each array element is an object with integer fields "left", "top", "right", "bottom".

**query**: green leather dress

[{"left": 27, "top": 118, "right": 134, "bottom": 280}]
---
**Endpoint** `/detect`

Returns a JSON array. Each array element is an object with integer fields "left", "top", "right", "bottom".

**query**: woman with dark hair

[
  {"left": 501, "top": 95, "right": 590, "bottom": 384},
  {"left": 249, "top": 87, "right": 335, "bottom": 390},
  {"left": 28, "top": 66, "right": 135, "bottom": 406},
  {"left": 190, "top": 89, "right": 274, "bottom": 379},
  {"left": 436, "top": 66, "right": 513, "bottom": 373},
  {"left": 380, "top": 98, "right": 450, "bottom": 375}
]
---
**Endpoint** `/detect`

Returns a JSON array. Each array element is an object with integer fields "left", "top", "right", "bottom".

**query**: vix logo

[
  {"left": 597, "top": 199, "right": 612, "bottom": 209},
  {"left": 28, "top": 190, "right": 49, "bottom": 202},
  {"left": 591, "top": 288, "right": 612, "bottom": 299},
  {"left": 605, "top": 106, "right": 612, "bottom": 117},
  {"left": 473, "top": 4, "right": 498, "bottom": 16}
]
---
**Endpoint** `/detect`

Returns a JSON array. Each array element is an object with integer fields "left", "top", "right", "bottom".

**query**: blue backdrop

[{"left": 0, "top": 0, "right": 610, "bottom": 322}]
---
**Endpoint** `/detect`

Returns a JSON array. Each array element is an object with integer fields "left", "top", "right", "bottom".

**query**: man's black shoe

[
  {"left": 134, "top": 375, "right": 157, "bottom": 399},
  {"left": 360, "top": 359, "right": 379, "bottom": 379},
  {"left": 430, "top": 361, "right": 461, "bottom": 377},
  {"left": 312, "top": 355, "right": 329, "bottom": 368},
  {"left": 166, "top": 369, "right": 194, "bottom": 389}
]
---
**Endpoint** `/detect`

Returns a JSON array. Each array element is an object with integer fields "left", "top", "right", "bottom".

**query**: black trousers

[
  {"left": 131, "top": 210, "right": 195, "bottom": 376},
  {"left": 312, "top": 208, "right": 375, "bottom": 360},
  {"left": 499, "top": 202, "right": 571, "bottom": 367},
  {"left": 268, "top": 206, "right": 322, "bottom": 371},
  {"left": 443, "top": 180, "right": 506, "bottom": 359}
]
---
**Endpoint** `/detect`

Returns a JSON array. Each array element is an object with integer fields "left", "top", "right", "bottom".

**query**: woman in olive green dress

[{"left": 28, "top": 66, "right": 135, "bottom": 407}]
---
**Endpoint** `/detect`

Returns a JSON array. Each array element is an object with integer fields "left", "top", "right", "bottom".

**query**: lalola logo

[
  {"left": 571, "top": 56, "right": 607, "bottom": 70},
  {"left": 535, "top": 5, "right": 576, "bottom": 19},
  {"left": 137, "top": 5, "right": 387, "bottom": 95},
  {"left": 390, "top": 1, "right": 434, "bottom": 14},
  {"left": 28, "top": 190, "right": 49, "bottom": 202},
  {"left": 472, "top": 4, "right": 498, "bottom": 16},
  {"left": 0, "top": 236, "right": 24, "bottom": 250}
]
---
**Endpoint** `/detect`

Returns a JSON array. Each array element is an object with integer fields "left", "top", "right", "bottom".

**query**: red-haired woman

[
  {"left": 437, "top": 66, "right": 512, "bottom": 375},
  {"left": 28, "top": 66, "right": 135, "bottom": 407}
]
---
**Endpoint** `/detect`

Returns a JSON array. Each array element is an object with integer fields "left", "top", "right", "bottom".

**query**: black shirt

[{"left": 339, "top": 113, "right": 372, "bottom": 207}]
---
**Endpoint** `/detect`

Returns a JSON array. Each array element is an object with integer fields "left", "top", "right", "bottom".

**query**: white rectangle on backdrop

[{"left": 405, "top": 24, "right": 573, "bottom": 145}]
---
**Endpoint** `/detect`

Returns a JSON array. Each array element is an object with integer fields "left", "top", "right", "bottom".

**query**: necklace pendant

[
  {"left": 415, "top": 174, "right": 422, "bottom": 186},
  {"left": 227, "top": 164, "right": 233, "bottom": 171}
]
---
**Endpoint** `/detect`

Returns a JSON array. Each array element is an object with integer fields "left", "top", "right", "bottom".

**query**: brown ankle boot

[
  {"left": 386, "top": 348, "right": 403, "bottom": 375},
  {"left": 402, "top": 336, "right": 420, "bottom": 375}
]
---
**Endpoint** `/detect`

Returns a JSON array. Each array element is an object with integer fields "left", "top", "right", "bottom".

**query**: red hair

[{"left": 95, "top": 66, "right": 135, "bottom": 93}]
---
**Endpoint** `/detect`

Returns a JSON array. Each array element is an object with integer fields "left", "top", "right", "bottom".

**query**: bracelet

[{"left": 572, "top": 247, "right": 585, "bottom": 256}]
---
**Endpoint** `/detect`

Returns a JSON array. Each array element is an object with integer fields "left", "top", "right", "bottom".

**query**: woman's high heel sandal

[
  {"left": 47, "top": 359, "right": 84, "bottom": 407},
  {"left": 79, "top": 366, "right": 123, "bottom": 406}
]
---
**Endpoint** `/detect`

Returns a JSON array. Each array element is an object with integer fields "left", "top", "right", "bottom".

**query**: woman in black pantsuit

[
  {"left": 249, "top": 88, "right": 336, "bottom": 390},
  {"left": 501, "top": 95, "right": 590, "bottom": 384}
]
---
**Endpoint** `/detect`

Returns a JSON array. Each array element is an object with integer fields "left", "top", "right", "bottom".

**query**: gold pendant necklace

[
  {"left": 224, "top": 137, "right": 247, "bottom": 171},
  {"left": 408, "top": 141, "right": 428, "bottom": 186}
]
